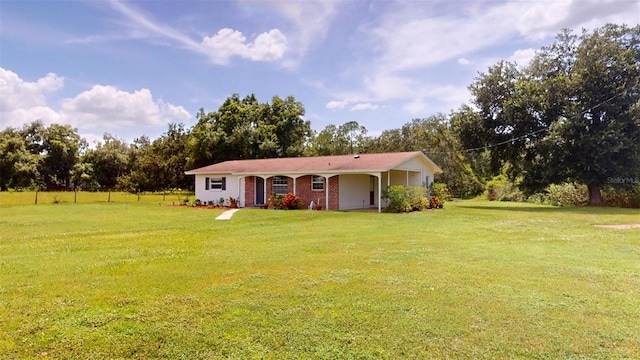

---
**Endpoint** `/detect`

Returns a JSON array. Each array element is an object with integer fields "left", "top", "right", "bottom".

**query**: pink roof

[{"left": 185, "top": 151, "right": 442, "bottom": 175}]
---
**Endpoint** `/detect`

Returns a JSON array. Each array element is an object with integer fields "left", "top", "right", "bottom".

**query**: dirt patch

[{"left": 594, "top": 224, "right": 640, "bottom": 229}]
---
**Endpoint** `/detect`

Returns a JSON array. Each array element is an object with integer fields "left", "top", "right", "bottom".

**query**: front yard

[{"left": 0, "top": 200, "right": 638, "bottom": 358}]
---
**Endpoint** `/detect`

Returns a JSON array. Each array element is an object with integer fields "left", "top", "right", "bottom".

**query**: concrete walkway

[{"left": 215, "top": 208, "right": 241, "bottom": 220}]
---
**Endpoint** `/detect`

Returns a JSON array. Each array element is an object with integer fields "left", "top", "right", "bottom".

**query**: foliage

[
  {"left": 366, "top": 115, "right": 485, "bottom": 198},
  {"left": 460, "top": 24, "right": 640, "bottom": 206},
  {"left": 430, "top": 182, "right": 451, "bottom": 202},
  {"left": 601, "top": 184, "right": 640, "bottom": 208},
  {"left": 382, "top": 185, "right": 430, "bottom": 212},
  {"left": 82, "top": 133, "right": 130, "bottom": 190},
  {"left": 545, "top": 183, "right": 589, "bottom": 207},
  {"left": 485, "top": 175, "right": 521, "bottom": 202},
  {"left": 267, "top": 193, "right": 284, "bottom": 210},
  {"left": 282, "top": 193, "right": 304, "bottom": 210},
  {"left": 188, "top": 94, "right": 311, "bottom": 169},
  {"left": 228, "top": 197, "right": 239, "bottom": 208},
  {"left": 407, "top": 185, "right": 429, "bottom": 211},
  {"left": 429, "top": 196, "right": 441, "bottom": 209},
  {"left": 308, "top": 121, "right": 370, "bottom": 156},
  {"left": 0, "top": 126, "right": 40, "bottom": 190},
  {"left": 382, "top": 185, "right": 411, "bottom": 213}
]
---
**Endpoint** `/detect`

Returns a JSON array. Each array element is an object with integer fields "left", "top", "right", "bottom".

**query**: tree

[
  {"left": 0, "top": 127, "right": 40, "bottom": 190},
  {"left": 464, "top": 24, "right": 640, "bottom": 205},
  {"left": 188, "top": 94, "right": 310, "bottom": 168},
  {"left": 40, "top": 124, "right": 86, "bottom": 189},
  {"left": 151, "top": 123, "right": 191, "bottom": 190},
  {"left": 364, "top": 114, "right": 484, "bottom": 197},
  {"left": 83, "top": 133, "right": 130, "bottom": 190},
  {"left": 557, "top": 24, "right": 640, "bottom": 205},
  {"left": 308, "top": 121, "right": 369, "bottom": 156}
]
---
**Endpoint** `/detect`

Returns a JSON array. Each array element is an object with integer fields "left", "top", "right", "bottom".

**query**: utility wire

[{"left": 443, "top": 91, "right": 625, "bottom": 155}]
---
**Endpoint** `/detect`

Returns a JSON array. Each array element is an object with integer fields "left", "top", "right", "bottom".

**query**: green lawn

[
  {"left": 0, "top": 190, "right": 192, "bottom": 206},
  {"left": 1, "top": 199, "right": 639, "bottom": 359}
]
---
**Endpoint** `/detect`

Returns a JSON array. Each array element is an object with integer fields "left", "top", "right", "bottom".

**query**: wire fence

[{"left": 0, "top": 191, "right": 194, "bottom": 206}]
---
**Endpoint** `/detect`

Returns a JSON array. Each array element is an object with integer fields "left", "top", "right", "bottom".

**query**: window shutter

[
  {"left": 205, "top": 177, "right": 210, "bottom": 190},
  {"left": 221, "top": 177, "right": 226, "bottom": 190}
]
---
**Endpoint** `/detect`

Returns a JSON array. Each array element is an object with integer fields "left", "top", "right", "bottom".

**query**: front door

[
  {"left": 370, "top": 176, "right": 375, "bottom": 206},
  {"left": 255, "top": 177, "right": 265, "bottom": 205}
]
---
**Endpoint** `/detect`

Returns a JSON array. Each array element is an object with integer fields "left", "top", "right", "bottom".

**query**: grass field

[
  {"left": 1, "top": 198, "right": 639, "bottom": 359},
  {"left": 0, "top": 190, "right": 193, "bottom": 206}
]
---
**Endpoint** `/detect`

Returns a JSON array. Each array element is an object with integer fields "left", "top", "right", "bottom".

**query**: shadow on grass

[{"left": 457, "top": 203, "right": 639, "bottom": 215}]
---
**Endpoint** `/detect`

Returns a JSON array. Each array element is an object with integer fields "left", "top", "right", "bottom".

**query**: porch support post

[
  {"left": 264, "top": 176, "right": 268, "bottom": 204},
  {"left": 238, "top": 176, "right": 244, "bottom": 207},
  {"left": 406, "top": 170, "right": 409, "bottom": 186},
  {"left": 377, "top": 173, "right": 382, "bottom": 213},
  {"left": 325, "top": 176, "right": 329, "bottom": 210},
  {"left": 387, "top": 171, "right": 390, "bottom": 188}
]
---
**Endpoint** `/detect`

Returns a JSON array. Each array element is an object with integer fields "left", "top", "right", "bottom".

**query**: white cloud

[
  {"left": 200, "top": 28, "right": 287, "bottom": 65},
  {"left": 0, "top": 67, "right": 190, "bottom": 140},
  {"left": 326, "top": 100, "right": 349, "bottom": 110},
  {"left": 350, "top": 103, "right": 379, "bottom": 111},
  {"left": 60, "top": 85, "right": 190, "bottom": 130},
  {"left": 326, "top": 97, "right": 380, "bottom": 112},
  {"left": 344, "top": 0, "right": 639, "bottom": 118},
  {"left": 263, "top": 0, "right": 338, "bottom": 67},
  {"left": 515, "top": 0, "right": 639, "bottom": 40},
  {"left": 0, "top": 67, "right": 63, "bottom": 127},
  {"left": 509, "top": 48, "right": 537, "bottom": 67},
  {"left": 109, "top": 0, "right": 289, "bottom": 65}
]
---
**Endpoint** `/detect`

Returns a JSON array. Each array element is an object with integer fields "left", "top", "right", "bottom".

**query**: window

[
  {"left": 205, "top": 177, "right": 226, "bottom": 191},
  {"left": 272, "top": 176, "right": 288, "bottom": 195},
  {"left": 312, "top": 175, "right": 324, "bottom": 191}
]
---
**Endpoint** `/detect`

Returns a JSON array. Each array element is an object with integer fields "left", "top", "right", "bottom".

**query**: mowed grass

[
  {"left": 0, "top": 191, "right": 192, "bottom": 206},
  {"left": 1, "top": 200, "right": 639, "bottom": 359}
]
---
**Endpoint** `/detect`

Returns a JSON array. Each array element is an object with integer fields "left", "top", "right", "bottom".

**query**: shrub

[
  {"left": 407, "top": 185, "right": 429, "bottom": 211},
  {"left": 268, "top": 193, "right": 284, "bottom": 210},
  {"left": 228, "top": 197, "right": 239, "bottom": 208},
  {"left": 430, "top": 183, "right": 451, "bottom": 202},
  {"left": 485, "top": 175, "right": 522, "bottom": 202},
  {"left": 429, "top": 196, "right": 441, "bottom": 209},
  {"left": 382, "top": 185, "right": 430, "bottom": 212},
  {"left": 602, "top": 184, "right": 640, "bottom": 208},
  {"left": 282, "top": 193, "right": 304, "bottom": 210},
  {"left": 382, "top": 185, "right": 410, "bottom": 213},
  {"left": 545, "top": 183, "right": 589, "bottom": 206}
]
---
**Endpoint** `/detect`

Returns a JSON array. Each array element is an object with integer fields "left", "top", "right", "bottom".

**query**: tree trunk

[{"left": 588, "top": 183, "right": 603, "bottom": 206}]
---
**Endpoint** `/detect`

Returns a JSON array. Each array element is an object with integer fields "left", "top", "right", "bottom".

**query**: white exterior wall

[
  {"left": 194, "top": 174, "right": 243, "bottom": 206},
  {"left": 338, "top": 174, "right": 372, "bottom": 210}
]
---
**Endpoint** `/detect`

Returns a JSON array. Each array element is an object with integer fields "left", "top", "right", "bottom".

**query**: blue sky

[{"left": 1, "top": 0, "right": 638, "bottom": 145}]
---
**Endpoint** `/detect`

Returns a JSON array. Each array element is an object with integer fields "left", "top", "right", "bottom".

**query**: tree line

[{"left": 1, "top": 24, "right": 638, "bottom": 205}]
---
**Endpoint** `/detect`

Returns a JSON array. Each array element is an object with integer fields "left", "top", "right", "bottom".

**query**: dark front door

[
  {"left": 370, "top": 176, "right": 375, "bottom": 206},
  {"left": 256, "top": 177, "right": 265, "bottom": 205}
]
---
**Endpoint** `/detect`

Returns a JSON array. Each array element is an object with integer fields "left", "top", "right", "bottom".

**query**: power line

[{"left": 453, "top": 91, "right": 624, "bottom": 155}]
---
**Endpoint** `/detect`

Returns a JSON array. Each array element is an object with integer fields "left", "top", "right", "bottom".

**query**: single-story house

[{"left": 184, "top": 151, "right": 442, "bottom": 212}]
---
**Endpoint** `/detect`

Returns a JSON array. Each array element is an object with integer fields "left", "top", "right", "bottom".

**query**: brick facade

[
  {"left": 329, "top": 176, "right": 339, "bottom": 210},
  {"left": 242, "top": 175, "right": 339, "bottom": 210},
  {"left": 244, "top": 176, "right": 255, "bottom": 207},
  {"left": 294, "top": 175, "right": 326, "bottom": 209}
]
